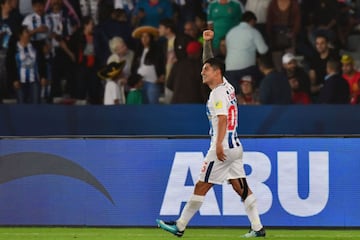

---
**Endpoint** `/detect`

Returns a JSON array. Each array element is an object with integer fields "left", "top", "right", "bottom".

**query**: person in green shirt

[
  {"left": 207, "top": 0, "right": 243, "bottom": 51},
  {"left": 126, "top": 73, "right": 143, "bottom": 104}
]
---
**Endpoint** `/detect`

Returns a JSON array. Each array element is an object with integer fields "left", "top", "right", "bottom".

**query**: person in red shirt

[
  {"left": 341, "top": 54, "right": 360, "bottom": 104},
  {"left": 236, "top": 75, "right": 259, "bottom": 105},
  {"left": 288, "top": 75, "right": 311, "bottom": 104}
]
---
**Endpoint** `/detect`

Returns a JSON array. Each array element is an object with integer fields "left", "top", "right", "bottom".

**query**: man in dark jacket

[
  {"left": 258, "top": 54, "right": 292, "bottom": 104},
  {"left": 318, "top": 59, "right": 349, "bottom": 104}
]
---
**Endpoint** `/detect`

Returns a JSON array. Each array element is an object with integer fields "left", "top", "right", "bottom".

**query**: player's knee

[{"left": 235, "top": 178, "right": 249, "bottom": 201}]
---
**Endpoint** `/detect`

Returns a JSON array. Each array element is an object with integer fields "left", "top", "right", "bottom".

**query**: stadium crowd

[{"left": 0, "top": 0, "right": 359, "bottom": 105}]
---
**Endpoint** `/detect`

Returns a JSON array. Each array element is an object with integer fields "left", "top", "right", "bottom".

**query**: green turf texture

[{"left": 0, "top": 227, "right": 359, "bottom": 240}]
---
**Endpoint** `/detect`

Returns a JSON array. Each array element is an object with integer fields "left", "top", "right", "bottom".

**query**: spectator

[
  {"left": 225, "top": 11, "right": 268, "bottom": 93},
  {"left": 282, "top": 52, "right": 311, "bottom": 95},
  {"left": 172, "top": 0, "right": 203, "bottom": 30},
  {"left": 22, "top": 0, "right": 50, "bottom": 67},
  {"left": 215, "top": 36, "right": 226, "bottom": 61},
  {"left": 0, "top": 0, "right": 22, "bottom": 101},
  {"left": 98, "top": 60, "right": 125, "bottom": 105},
  {"left": 309, "top": 0, "right": 338, "bottom": 48},
  {"left": 258, "top": 53, "right": 292, "bottom": 104},
  {"left": 132, "top": 0, "right": 173, "bottom": 28},
  {"left": 158, "top": 18, "right": 191, "bottom": 103},
  {"left": 318, "top": 58, "right": 349, "bottom": 104},
  {"left": 47, "top": 0, "right": 78, "bottom": 100},
  {"left": 266, "top": 0, "right": 301, "bottom": 71},
  {"left": 308, "top": 34, "right": 339, "bottom": 100},
  {"left": 93, "top": 7, "right": 134, "bottom": 68},
  {"left": 70, "top": 16, "right": 102, "bottom": 104},
  {"left": 126, "top": 73, "right": 143, "bottom": 104},
  {"left": 8, "top": 26, "right": 47, "bottom": 104},
  {"left": 236, "top": 75, "right": 260, "bottom": 105},
  {"left": 79, "top": 0, "right": 98, "bottom": 23},
  {"left": 207, "top": 0, "right": 243, "bottom": 52},
  {"left": 341, "top": 54, "right": 360, "bottom": 104},
  {"left": 288, "top": 74, "right": 311, "bottom": 104},
  {"left": 113, "top": 0, "right": 135, "bottom": 16},
  {"left": 45, "top": 0, "right": 80, "bottom": 26},
  {"left": 245, "top": 0, "right": 271, "bottom": 41},
  {"left": 131, "top": 25, "right": 164, "bottom": 104},
  {"left": 107, "top": 36, "right": 134, "bottom": 104},
  {"left": 107, "top": 36, "right": 134, "bottom": 79},
  {"left": 166, "top": 40, "right": 209, "bottom": 103},
  {"left": 183, "top": 20, "right": 200, "bottom": 41},
  {"left": 194, "top": 11, "right": 207, "bottom": 43}
]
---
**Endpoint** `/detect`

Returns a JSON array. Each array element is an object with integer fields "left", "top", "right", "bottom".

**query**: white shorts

[{"left": 198, "top": 145, "right": 245, "bottom": 185}]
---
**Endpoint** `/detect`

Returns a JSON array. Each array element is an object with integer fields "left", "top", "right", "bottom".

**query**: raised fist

[{"left": 203, "top": 30, "right": 214, "bottom": 41}]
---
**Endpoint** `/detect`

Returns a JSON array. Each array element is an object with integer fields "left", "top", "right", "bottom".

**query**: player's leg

[
  {"left": 156, "top": 181, "right": 212, "bottom": 237},
  {"left": 176, "top": 181, "right": 213, "bottom": 230},
  {"left": 157, "top": 151, "right": 219, "bottom": 237},
  {"left": 230, "top": 178, "right": 265, "bottom": 237},
  {"left": 227, "top": 146, "right": 265, "bottom": 237}
]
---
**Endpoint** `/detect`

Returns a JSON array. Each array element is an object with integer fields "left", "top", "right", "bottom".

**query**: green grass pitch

[{"left": 0, "top": 227, "right": 359, "bottom": 240}]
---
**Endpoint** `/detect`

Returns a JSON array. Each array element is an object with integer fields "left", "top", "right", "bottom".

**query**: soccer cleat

[
  {"left": 156, "top": 219, "right": 184, "bottom": 237},
  {"left": 243, "top": 227, "right": 266, "bottom": 238}
]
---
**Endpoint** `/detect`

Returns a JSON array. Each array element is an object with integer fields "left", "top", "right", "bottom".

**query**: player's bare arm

[
  {"left": 216, "top": 115, "right": 227, "bottom": 161},
  {"left": 202, "top": 30, "right": 214, "bottom": 63}
]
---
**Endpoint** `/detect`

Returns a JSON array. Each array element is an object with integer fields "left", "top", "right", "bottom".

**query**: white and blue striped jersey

[
  {"left": 22, "top": 13, "right": 50, "bottom": 41},
  {"left": 206, "top": 78, "right": 241, "bottom": 150},
  {"left": 15, "top": 42, "right": 39, "bottom": 83}
]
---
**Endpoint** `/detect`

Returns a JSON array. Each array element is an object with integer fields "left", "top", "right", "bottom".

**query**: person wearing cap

[
  {"left": 282, "top": 52, "right": 311, "bottom": 95},
  {"left": 341, "top": 54, "right": 360, "bottom": 104},
  {"left": 166, "top": 40, "right": 209, "bottom": 104},
  {"left": 131, "top": 25, "right": 165, "bottom": 104},
  {"left": 237, "top": 75, "right": 259, "bottom": 105},
  {"left": 98, "top": 61, "right": 125, "bottom": 105}
]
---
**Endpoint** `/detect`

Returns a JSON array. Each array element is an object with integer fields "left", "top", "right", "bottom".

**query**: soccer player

[{"left": 156, "top": 30, "right": 266, "bottom": 238}]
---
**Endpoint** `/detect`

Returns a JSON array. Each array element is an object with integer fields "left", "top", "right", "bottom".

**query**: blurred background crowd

[{"left": 0, "top": 0, "right": 359, "bottom": 105}]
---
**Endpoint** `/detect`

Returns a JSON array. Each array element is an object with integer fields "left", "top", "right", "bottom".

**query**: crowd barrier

[
  {"left": 0, "top": 137, "right": 358, "bottom": 227},
  {"left": 1, "top": 104, "right": 360, "bottom": 136}
]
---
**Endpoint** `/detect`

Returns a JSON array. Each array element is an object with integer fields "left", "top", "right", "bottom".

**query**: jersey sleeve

[{"left": 211, "top": 88, "right": 228, "bottom": 116}]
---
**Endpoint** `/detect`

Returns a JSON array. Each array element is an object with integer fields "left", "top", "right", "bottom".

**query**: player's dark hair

[
  {"left": 242, "top": 11, "right": 257, "bottom": 23},
  {"left": 204, "top": 58, "right": 225, "bottom": 76}
]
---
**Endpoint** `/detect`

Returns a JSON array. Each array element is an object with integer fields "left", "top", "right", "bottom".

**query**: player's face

[{"left": 201, "top": 63, "right": 218, "bottom": 85}]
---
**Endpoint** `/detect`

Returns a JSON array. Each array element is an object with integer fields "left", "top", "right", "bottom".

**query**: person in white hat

[{"left": 282, "top": 52, "right": 311, "bottom": 95}]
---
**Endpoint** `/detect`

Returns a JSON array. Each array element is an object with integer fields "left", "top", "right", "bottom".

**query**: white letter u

[{"left": 278, "top": 152, "right": 329, "bottom": 217}]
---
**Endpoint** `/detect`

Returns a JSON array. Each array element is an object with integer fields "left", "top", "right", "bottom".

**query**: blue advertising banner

[{"left": 0, "top": 138, "right": 359, "bottom": 227}]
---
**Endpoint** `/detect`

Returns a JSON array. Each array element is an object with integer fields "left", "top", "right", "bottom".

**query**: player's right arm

[{"left": 202, "top": 30, "right": 214, "bottom": 63}]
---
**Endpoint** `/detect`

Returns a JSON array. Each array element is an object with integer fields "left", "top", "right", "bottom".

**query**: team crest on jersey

[{"left": 215, "top": 101, "right": 223, "bottom": 109}]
